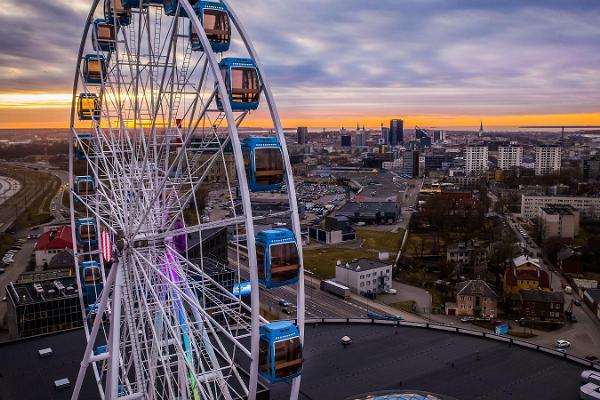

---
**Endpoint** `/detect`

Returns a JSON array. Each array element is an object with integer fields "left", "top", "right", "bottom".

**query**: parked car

[
  {"left": 574, "top": 299, "right": 582, "bottom": 306},
  {"left": 460, "top": 317, "right": 475, "bottom": 323},
  {"left": 556, "top": 340, "right": 571, "bottom": 349}
]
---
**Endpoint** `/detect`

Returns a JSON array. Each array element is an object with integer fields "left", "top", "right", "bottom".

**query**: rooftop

[
  {"left": 456, "top": 280, "right": 498, "bottom": 299},
  {"left": 520, "top": 289, "right": 565, "bottom": 304},
  {"left": 337, "top": 201, "right": 400, "bottom": 217},
  {"left": 540, "top": 205, "right": 578, "bottom": 216},
  {"left": 34, "top": 226, "right": 73, "bottom": 252},
  {"left": 6, "top": 275, "right": 79, "bottom": 306},
  {"left": 337, "top": 259, "right": 391, "bottom": 272}
]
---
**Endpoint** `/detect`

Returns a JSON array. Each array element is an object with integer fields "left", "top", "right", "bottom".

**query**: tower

[{"left": 478, "top": 120, "right": 484, "bottom": 138}]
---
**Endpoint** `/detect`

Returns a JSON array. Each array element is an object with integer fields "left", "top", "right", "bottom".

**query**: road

[{"left": 0, "top": 176, "right": 21, "bottom": 207}]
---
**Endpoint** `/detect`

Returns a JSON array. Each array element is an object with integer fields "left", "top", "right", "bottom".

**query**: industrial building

[
  {"left": 335, "top": 259, "right": 392, "bottom": 295},
  {"left": 336, "top": 202, "right": 400, "bottom": 225}
]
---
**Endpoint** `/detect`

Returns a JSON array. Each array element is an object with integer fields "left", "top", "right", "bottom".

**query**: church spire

[{"left": 479, "top": 120, "right": 484, "bottom": 137}]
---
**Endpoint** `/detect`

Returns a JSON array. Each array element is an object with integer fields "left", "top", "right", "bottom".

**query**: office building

[
  {"left": 356, "top": 130, "right": 368, "bottom": 148},
  {"left": 297, "top": 127, "right": 308, "bottom": 145},
  {"left": 539, "top": 205, "right": 580, "bottom": 240},
  {"left": 335, "top": 259, "right": 392, "bottom": 295},
  {"left": 432, "top": 130, "right": 446, "bottom": 143},
  {"left": 465, "top": 145, "right": 488, "bottom": 175},
  {"left": 498, "top": 144, "right": 523, "bottom": 170},
  {"left": 5, "top": 270, "right": 82, "bottom": 339},
  {"left": 581, "top": 156, "right": 600, "bottom": 180},
  {"left": 521, "top": 195, "right": 600, "bottom": 220},
  {"left": 389, "top": 119, "right": 404, "bottom": 146},
  {"left": 401, "top": 150, "right": 419, "bottom": 178},
  {"left": 535, "top": 145, "right": 561, "bottom": 175},
  {"left": 341, "top": 134, "right": 352, "bottom": 147},
  {"left": 381, "top": 126, "right": 390, "bottom": 145}
]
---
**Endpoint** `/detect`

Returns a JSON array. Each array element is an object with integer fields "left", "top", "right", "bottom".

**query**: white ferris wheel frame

[{"left": 67, "top": 0, "right": 306, "bottom": 399}]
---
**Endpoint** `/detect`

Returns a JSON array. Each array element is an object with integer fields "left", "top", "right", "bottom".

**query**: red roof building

[{"left": 34, "top": 226, "right": 74, "bottom": 268}]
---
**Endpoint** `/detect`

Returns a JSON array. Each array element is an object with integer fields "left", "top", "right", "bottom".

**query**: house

[
  {"left": 335, "top": 259, "right": 392, "bottom": 295},
  {"left": 455, "top": 280, "right": 498, "bottom": 318},
  {"left": 47, "top": 249, "right": 75, "bottom": 273},
  {"left": 520, "top": 289, "right": 564, "bottom": 321},
  {"left": 503, "top": 256, "right": 551, "bottom": 295},
  {"left": 34, "top": 226, "right": 74, "bottom": 268},
  {"left": 447, "top": 240, "right": 489, "bottom": 274},
  {"left": 556, "top": 246, "right": 583, "bottom": 275},
  {"left": 308, "top": 216, "right": 356, "bottom": 244}
]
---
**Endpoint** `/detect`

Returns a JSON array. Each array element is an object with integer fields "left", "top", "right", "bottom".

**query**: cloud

[{"left": 0, "top": 0, "right": 598, "bottom": 120}]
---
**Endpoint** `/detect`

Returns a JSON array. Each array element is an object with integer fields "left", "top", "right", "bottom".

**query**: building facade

[
  {"left": 539, "top": 205, "right": 580, "bottom": 240},
  {"left": 465, "top": 145, "right": 489, "bottom": 176},
  {"left": 297, "top": 126, "right": 308, "bottom": 145},
  {"left": 535, "top": 145, "right": 561, "bottom": 176},
  {"left": 520, "top": 289, "right": 564, "bottom": 321},
  {"left": 498, "top": 144, "right": 523, "bottom": 170},
  {"left": 503, "top": 256, "right": 551, "bottom": 295},
  {"left": 447, "top": 240, "right": 489, "bottom": 274},
  {"left": 389, "top": 119, "right": 404, "bottom": 146},
  {"left": 521, "top": 195, "right": 600, "bottom": 220},
  {"left": 401, "top": 150, "right": 419, "bottom": 178},
  {"left": 335, "top": 259, "right": 392, "bottom": 295},
  {"left": 455, "top": 280, "right": 498, "bottom": 318}
]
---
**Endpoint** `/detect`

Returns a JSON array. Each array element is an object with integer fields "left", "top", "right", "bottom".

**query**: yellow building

[{"left": 503, "top": 255, "right": 551, "bottom": 295}]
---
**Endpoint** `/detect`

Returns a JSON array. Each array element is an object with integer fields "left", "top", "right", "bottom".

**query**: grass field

[
  {"left": 356, "top": 228, "right": 404, "bottom": 253},
  {"left": 303, "top": 247, "right": 378, "bottom": 279}
]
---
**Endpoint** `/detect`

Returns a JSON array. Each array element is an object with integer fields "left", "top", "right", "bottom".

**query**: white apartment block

[
  {"left": 498, "top": 145, "right": 523, "bottom": 170},
  {"left": 465, "top": 145, "right": 489, "bottom": 176},
  {"left": 521, "top": 195, "right": 600, "bottom": 220},
  {"left": 535, "top": 145, "right": 561, "bottom": 175},
  {"left": 335, "top": 259, "right": 392, "bottom": 295}
]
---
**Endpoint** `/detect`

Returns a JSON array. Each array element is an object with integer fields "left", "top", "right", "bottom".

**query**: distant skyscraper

[
  {"left": 356, "top": 128, "right": 368, "bottom": 148},
  {"left": 432, "top": 130, "right": 446, "bottom": 143},
  {"left": 535, "top": 144, "right": 561, "bottom": 175},
  {"left": 297, "top": 127, "right": 308, "bottom": 145},
  {"left": 381, "top": 126, "right": 390, "bottom": 145},
  {"left": 402, "top": 150, "right": 419, "bottom": 178},
  {"left": 341, "top": 134, "right": 352, "bottom": 147},
  {"left": 390, "top": 119, "right": 404, "bottom": 146}
]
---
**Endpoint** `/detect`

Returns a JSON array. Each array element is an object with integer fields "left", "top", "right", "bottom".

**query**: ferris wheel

[{"left": 67, "top": 0, "right": 305, "bottom": 399}]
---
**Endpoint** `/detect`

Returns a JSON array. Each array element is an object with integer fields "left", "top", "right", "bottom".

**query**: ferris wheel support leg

[
  {"left": 71, "top": 262, "right": 118, "bottom": 400},
  {"left": 106, "top": 265, "right": 125, "bottom": 399}
]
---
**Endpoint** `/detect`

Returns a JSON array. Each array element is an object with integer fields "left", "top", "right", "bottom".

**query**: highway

[{"left": 0, "top": 176, "right": 21, "bottom": 207}]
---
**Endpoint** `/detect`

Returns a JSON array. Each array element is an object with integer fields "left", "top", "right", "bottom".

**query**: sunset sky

[{"left": 0, "top": 0, "right": 599, "bottom": 129}]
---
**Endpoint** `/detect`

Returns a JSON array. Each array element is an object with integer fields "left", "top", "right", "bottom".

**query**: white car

[{"left": 556, "top": 340, "right": 571, "bottom": 349}]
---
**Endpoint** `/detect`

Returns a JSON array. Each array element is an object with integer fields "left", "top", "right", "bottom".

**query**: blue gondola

[
  {"left": 78, "top": 93, "right": 101, "bottom": 121},
  {"left": 83, "top": 54, "right": 107, "bottom": 84},
  {"left": 93, "top": 19, "right": 116, "bottom": 52},
  {"left": 164, "top": 0, "right": 197, "bottom": 17},
  {"left": 104, "top": 0, "right": 131, "bottom": 25},
  {"left": 75, "top": 134, "right": 96, "bottom": 160},
  {"left": 241, "top": 137, "right": 285, "bottom": 192},
  {"left": 75, "top": 176, "right": 96, "bottom": 196},
  {"left": 190, "top": 1, "right": 230, "bottom": 53},
  {"left": 217, "top": 58, "right": 261, "bottom": 111},
  {"left": 255, "top": 228, "right": 299, "bottom": 288},
  {"left": 77, "top": 218, "right": 98, "bottom": 248},
  {"left": 259, "top": 321, "right": 303, "bottom": 383},
  {"left": 122, "top": 0, "right": 164, "bottom": 8},
  {"left": 80, "top": 260, "right": 103, "bottom": 304}
]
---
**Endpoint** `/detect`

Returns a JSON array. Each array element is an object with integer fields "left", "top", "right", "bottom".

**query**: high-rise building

[
  {"left": 498, "top": 144, "right": 523, "bottom": 170},
  {"left": 341, "top": 134, "right": 352, "bottom": 147},
  {"left": 465, "top": 144, "right": 489, "bottom": 175},
  {"left": 402, "top": 150, "right": 419, "bottom": 178},
  {"left": 356, "top": 130, "right": 368, "bottom": 148},
  {"left": 535, "top": 145, "right": 561, "bottom": 176},
  {"left": 390, "top": 119, "right": 404, "bottom": 146},
  {"left": 297, "top": 126, "right": 308, "bottom": 145},
  {"left": 432, "top": 130, "right": 446, "bottom": 143},
  {"left": 381, "top": 127, "right": 390, "bottom": 145}
]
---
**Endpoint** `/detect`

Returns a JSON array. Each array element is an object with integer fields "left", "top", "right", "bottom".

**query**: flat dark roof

[{"left": 270, "top": 323, "right": 585, "bottom": 400}]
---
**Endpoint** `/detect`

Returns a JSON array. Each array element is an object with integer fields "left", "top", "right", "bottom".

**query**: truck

[{"left": 320, "top": 280, "right": 350, "bottom": 300}]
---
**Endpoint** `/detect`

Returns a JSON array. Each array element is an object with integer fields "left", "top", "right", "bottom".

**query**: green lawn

[
  {"left": 356, "top": 228, "right": 404, "bottom": 253},
  {"left": 303, "top": 247, "right": 378, "bottom": 279}
]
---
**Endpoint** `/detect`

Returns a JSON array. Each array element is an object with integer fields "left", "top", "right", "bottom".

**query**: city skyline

[{"left": 1, "top": 0, "right": 599, "bottom": 129}]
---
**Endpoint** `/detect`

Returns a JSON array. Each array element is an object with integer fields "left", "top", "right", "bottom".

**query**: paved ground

[
  {"left": 270, "top": 323, "right": 588, "bottom": 400},
  {"left": 379, "top": 281, "right": 432, "bottom": 313}
]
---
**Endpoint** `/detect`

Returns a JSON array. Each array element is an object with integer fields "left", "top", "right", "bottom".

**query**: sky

[{"left": 0, "top": 0, "right": 599, "bottom": 129}]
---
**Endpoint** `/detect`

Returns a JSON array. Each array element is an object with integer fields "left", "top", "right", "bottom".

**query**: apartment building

[
  {"left": 521, "top": 195, "right": 600, "bottom": 220},
  {"left": 465, "top": 145, "right": 488, "bottom": 176},
  {"left": 535, "top": 145, "right": 561, "bottom": 176},
  {"left": 498, "top": 144, "right": 523, "bottom": 170}
]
